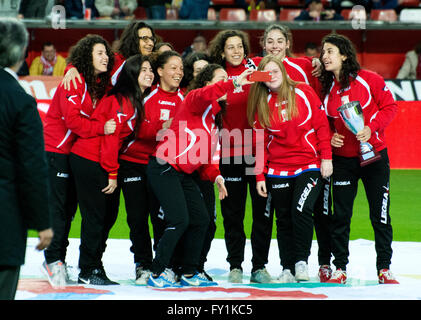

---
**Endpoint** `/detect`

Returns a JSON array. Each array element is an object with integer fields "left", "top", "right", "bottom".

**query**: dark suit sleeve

[{"left": 14, "top": 93, "right": 51, "bottom": 231}]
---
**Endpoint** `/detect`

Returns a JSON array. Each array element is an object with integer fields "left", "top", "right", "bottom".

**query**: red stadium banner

[
  {"left": 19, "top": 76, "right": 421, "bottom": 169},
  {"left": 386, "top": 101, "right": 421, "bottom": 169},
  {"left": 19, "top": 75, "right": 62, "bottom": 123}
]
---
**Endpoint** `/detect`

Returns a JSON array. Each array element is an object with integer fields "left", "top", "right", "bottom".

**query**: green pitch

[{"left": 31, "top": 169, "right": 421, "bottom": 242}]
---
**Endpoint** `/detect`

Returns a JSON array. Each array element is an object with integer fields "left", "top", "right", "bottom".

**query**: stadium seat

[
  {"left": 399, "top": 0, "right": 420, "bottom": 7},
  {"left": 370, "top": 9, "right": 398, "bottom": 21},
  {"left": 208, "top": 7, "right": 217, "bottom": 20},
  {"left": 219, "top": 8, "right": 247, "bottom": 21},
  {"left": 277, "top": 0, "right": 303, "bottom": 6},
  {"left": 249, "top": 9, "right": 277, "bottom": 21},
  {"left": 211, "top": 0, "right": 235, "bottom": 5},
  {"left": 166, "top": 8, "right": 178, "bottom": 20},
  {"left": 279, "top": 8, "right": 301, "bottom": 21},
  {"left": 399, "top": 8, "right": 421, "bottom": 22},
  {"left": 133, "top": 6, "right": 147, "bottom": 19},
  {"left": 341, "top": 8, "right": 367, "bottom": 20}
]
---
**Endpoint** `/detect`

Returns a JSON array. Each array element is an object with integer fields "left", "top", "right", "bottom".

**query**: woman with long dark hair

[
  {"left": 180, "top": 51, "right": 212, "bottom": 90},
  {"left": 208, "top": 29, "right": 273, "bottom": 284},
  {"left": 319, "top": 33, "right": 399, "bottom": 284},
  {"left": 86, "top": 54, "right": 155, "bottom": 285},
  {"left": 63, "top": 35, "right": 127, "bottom": 285},
  {"left": 42, "top": 34, "right": 115, "bottom": 287},
  {"left": 247, "top": 55, "right": 332, "bottom": 283}
]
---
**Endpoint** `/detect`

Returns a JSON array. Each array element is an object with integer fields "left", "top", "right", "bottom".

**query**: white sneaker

[
  {"left": 41, "top": 260, "right": 67, "bottom": 288},
  {"left": 135, "top": 266, "right": 152, "bottom": 285},
  {"left": 295, "top": 261, "right": 310, "bottom": 281},
  {"left": 228, "top": 268, "right": 243, "bottom": 283},
  {"left": 275, "top": 269, "right": 297, "bottom": 283}
]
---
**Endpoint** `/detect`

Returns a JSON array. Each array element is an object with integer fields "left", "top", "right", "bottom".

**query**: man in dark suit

[{"left": 0, "top": 17, "right": 53, "bottom": 300}]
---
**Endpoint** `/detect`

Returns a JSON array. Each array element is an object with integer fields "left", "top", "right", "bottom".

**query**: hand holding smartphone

[{"left": 249, "top": 71, "right": 272, "bottom": 82}]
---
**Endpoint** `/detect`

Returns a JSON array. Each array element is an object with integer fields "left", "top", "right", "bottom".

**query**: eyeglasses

[{"left": 139, "top": 36, "right": 156, "bottom": 44}]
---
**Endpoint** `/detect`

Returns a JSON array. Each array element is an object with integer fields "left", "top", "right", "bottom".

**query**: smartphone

[{"left": 249, "top": 71, "right": 272, "bottom": 82}]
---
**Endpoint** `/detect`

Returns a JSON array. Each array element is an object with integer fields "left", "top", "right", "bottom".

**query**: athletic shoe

[
  {"left": 228, "top": 268, "right": 243, "bottom": 283},
  {"left": 275, "top": 269, "right": 297, "bottom": 283},
  {"left": 318, "top": 265, "right": 332, "bottom": 283},
  {"left": 327, "top": 269, "right": 347, "bottom": 284},
  {"left": 63, "top": 263, "right": 78, "bottom": 285},
  {"left": 180, "top": 272, "right": 218, "bottom": 287},
  {"left": 78, "top": 268, "right": 119, "bottom": 285},
  {"left": 295, "top": 261, "right": 310, "bottom": 281},
  {"left": 135, "top": 266, "right": 152, "bottom": 285},
  {"left": 202, "top": 270, "right": 214, "bottom": 282},
  {"left": 378, "top": 269, "right": 399, "bottom": 284},
  {"left": 147, "top": 269, "right": 182, "bottom": 288},
  {"left": 41, "top": 260, "right": 67, "bottom": 288},
  {"left": 250, "top": 268, "right": 272, "bottom": 283}
]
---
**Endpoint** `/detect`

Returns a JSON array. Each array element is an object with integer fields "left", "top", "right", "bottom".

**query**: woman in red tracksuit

[
  {"left": 42, "top": 34, "right": 115, "bottom": 287},
  {"left": 208, "top": 29, "right": 272, "bottom": 283},
  {"left": 117, "top": 50, "right": 184, "bottom": 284},
  {"left": 319, "top": 33, "right": 399, "bottom": 284},
  {"left": 67, "top": 44, "right": 148, "bottom": 287},
  {"left": 146, "top": 65, "right": 254, "bottom": 288},
  {"left": 248, "top": 55, "right": 332, "bottom": 283},
  {"left": 257, "top": 23, "right": 333, "bottom": 282}
]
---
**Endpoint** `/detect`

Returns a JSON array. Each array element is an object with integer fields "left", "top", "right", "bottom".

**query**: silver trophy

[{"left": 337, "top": 101, "right": 381, "bottom": 167}]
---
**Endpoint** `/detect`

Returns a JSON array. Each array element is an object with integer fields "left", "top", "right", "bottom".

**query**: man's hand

[{"left": 36, "top": 228, "right": 53, "bottom": 251}]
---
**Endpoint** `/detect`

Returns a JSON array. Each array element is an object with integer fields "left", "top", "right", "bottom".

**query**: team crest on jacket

[{"left": 160, "top": 109, "right": 170, "bottom": 120}]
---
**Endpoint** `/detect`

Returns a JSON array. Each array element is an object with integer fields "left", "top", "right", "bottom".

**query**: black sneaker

[
  {"left": 78, "top": 268, "right": 119, "bottom": 285},
  {"left": 200, "top": 270, "right": 214, "bottom": 282}
]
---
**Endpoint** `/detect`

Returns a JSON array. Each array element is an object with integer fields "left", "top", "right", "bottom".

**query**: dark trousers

[
  {"left": 44, "top": 152, "right": 78, "bottom": 264},
  {"left": 219, "top": 156, "right": 273, "bottom": 272},
  {"left": 69, "top": 153, "right": 118, "bottom": 271},
  {"left": 118, "top": 159, "right": 164, "bottom": 269},
  {"left": 331, "top": 149, "right": 393, "bottom": 271},
  {"left": 313, "top": 177, "right": 333, "bottom": 266},
  {"left": 0, "top": 266, "right": 20, "bottom": 300},
  {"left": 194, "top": 175, "right": 217, "bottom": 272},
  {"left": 147, "top": 158, "right": 209, "bottom": 275},
  {"left": 268, "top": 171, "right": 323, "bottom": 272}
]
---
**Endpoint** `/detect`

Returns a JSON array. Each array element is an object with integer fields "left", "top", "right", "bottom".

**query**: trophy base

[{"left": 359, "top": 150, "right": 382, "bottom": 167}]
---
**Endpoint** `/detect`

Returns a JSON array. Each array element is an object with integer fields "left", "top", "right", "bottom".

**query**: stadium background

[{"left": 18, "top": 0, "right": 421, "bottom": 242}]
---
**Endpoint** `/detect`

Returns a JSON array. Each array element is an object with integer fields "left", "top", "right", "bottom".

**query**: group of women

[{"left": 40, "top": 20, "right": 399, "bottom": 288}]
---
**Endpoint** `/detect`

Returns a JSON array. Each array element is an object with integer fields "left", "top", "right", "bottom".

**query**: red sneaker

[
  {"left": 326, "top": 269, "right": 347, "bottom": 284},
  {"left": 378, "top": 269, "right": 399, "bottom": 284},
  {"left": 318, "top": 265, "right": 332, "bottom": 283}
]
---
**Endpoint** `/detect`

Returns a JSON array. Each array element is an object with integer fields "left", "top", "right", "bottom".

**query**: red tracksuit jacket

[
  {"left": 253, "top": 55, "right": 319, "bottom": 90},
  {"left": 119, "top": 85, "right": 185, "bottom": 164},
  {"left": 153, "top": 80, "right": 236, "bottom": 182},
  {"left": 70, "top": 94, "right": 136, "bottom": 179},
  {"left": 221, "top": 57, "right": 259, "bottom": 158},
  {"left": 255, "top": 82, "right": 332, "bottom": 182},
  {"left": 43, "top": 76, "right": 105, "bottom": 154},
  {"left": 323, "top": 69, "right": 398, "bottom": 158}
]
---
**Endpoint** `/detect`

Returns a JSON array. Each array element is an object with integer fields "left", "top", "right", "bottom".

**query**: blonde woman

[{"left": 247, "top": 55, "right": 332, "bottom": 283}]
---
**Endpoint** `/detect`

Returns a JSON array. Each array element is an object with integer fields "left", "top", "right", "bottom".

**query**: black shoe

[
  {"left": 78, "top": 268, "right": 119, "bottom": 285},
  {"left": 198, "top": 270, "right": 214, "bottom": 281}
]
